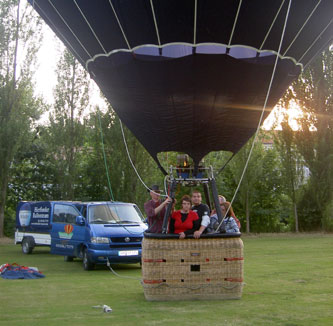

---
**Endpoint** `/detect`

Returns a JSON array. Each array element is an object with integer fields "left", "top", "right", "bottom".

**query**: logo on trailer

[
  {"left": 19, "top": 203, "right": 32, "bottom": 227},
  {"left": 58, "top": 224, "right": 74, "bottom": 239}
]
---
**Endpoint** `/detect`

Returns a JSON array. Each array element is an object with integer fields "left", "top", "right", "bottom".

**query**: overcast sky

[{"left": 32, "top": 23, "right": 106, "bottom": 111}]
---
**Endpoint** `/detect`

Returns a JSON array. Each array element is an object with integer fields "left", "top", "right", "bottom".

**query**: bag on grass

[{"left": 0, "top": 263, "right": 45, "bottom": 279}]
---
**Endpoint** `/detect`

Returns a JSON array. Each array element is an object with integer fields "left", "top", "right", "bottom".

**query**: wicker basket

[{"left": 141, "top": 234, "right": 244, "bottom": 301}]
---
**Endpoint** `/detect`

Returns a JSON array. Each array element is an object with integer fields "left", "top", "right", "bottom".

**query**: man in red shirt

[{"left": 144, "top": 185, "right": 172, "bottom": 233}]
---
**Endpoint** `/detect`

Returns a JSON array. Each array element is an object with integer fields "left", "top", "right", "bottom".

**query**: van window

[
  {"left": 74, "top": 204, "right": 87, "bottom": 218},
  {"left": 53, "top": 204, "right": 80, "bottom": 224},
  {"left": 88, "top": 204, "right": 144, "bottom": 224}
]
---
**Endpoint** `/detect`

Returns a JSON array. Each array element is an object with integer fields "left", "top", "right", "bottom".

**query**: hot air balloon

[
  {"left": 28, "top": 0, "right": 333, "bottom": 301},
  {"left": 28, "top": 0, "right": 332, "bottom": 171}
]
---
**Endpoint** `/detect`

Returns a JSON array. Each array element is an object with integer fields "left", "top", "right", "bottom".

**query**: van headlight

[{"left": 91, "top": 237, "right": 109, "bottom": 244}]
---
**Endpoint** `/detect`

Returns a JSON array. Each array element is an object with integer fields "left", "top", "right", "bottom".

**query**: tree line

[{"left": 0, "top": 0, "right": 332, "bottom": 237}]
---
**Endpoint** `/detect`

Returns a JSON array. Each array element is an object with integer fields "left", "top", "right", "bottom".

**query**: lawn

[{"left": 0, "top": 234, "right": 332, "bottom": 326}]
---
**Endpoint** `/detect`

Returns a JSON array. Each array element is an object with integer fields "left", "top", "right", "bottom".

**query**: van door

[{"left": 50, "top": 203, "right": 85, "bottom": 257}]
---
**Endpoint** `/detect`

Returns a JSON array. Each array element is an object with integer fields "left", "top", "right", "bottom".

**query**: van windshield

[{"left": 88, "top": 204, "right": 144, "bottom": 224}]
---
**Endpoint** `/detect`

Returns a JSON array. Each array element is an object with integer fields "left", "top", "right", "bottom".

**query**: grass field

[{"left": 0, "top": 234, "right": 332, "bottom": 326}]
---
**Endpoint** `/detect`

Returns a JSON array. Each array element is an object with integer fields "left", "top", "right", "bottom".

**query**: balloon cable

[
  {"left": 119, "top": 119, "right": 167, "bottom": 198},
  {"left": 214, "top": 0, "right": 293, "bottom": 232},
  {"left": 97, "top": 110, "right": 114, "bottom": 201},
  {"left": 216, "top": 153, "right": 236, "bottom": 176}
]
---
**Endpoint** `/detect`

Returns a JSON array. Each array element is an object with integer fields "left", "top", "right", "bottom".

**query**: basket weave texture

[{"left": 142, "top": 237, "right": 244, "bottom": 301}]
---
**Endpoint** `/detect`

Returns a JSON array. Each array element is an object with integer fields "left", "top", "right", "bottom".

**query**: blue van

[{"left": 15, "top": 201, "right": 147, "bottom": 270}]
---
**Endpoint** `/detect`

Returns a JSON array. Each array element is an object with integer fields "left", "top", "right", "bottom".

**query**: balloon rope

[
  {"left": 215, "top": 0, "right": 293, "bottom": 232},
  {"left": 73, "top": 0, "right": 107, "bottom": 54},
  {"left": 150, "top": 0, "right": 161, "bottom": 47},
  {"left": 109, "top": 0, "right": 131, "bottom": 50},
  {"left": 119, "top": 119, "right": 167, "bottom": 197},
  {"left": 259, "top": 0, "right": 286, "bottom": 50},
  {"left": 97, "top": 111, "right": 114, "bottom": 201},
  {"left": 228, "top": 0, "right": 243, "bottom": 46},
  {"left": 32, "top": 2, "right": 86, "bottom": 65},
  {"left": 282, "top": 0, "right": 323, "bottom": 56},
  {"left": 298, "top": 17, "right": 333, "bottom": 63},
  {"left": 216, "top": 153, "right": 236, "bottom": 176},
  {"left": 47, "top": 0, "right": 92, "bottom": 58},
  {"left": 193, "top": 0, "right": 198, "bottom": 45}
]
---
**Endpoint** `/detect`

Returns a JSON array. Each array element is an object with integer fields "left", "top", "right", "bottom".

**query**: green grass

[{"left": 0, "top": 234, "right": 332, "bottom": 326}]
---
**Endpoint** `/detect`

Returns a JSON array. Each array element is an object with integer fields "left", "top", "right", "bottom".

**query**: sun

[{"left": 263, "top": 100, "right": 304, "bottom": 131}]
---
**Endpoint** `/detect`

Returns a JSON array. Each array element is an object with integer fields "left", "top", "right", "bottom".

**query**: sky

[
  {"left": 34, "top": 27, "right": 59, "bottom": 103},
  {"left": 33, "top": 23, "right": 107, "bottom": 110}
]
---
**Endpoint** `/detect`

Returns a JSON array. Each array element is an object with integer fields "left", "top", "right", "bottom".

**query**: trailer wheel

[
  {"left": 64, "top": 256, "right": 74, "bottom": 262},
  {"left": 22, "top": 237, "right": 34, "bottom": 254},
  {"left": 83, "top": 248, "right": 94, "bottom": 271}
]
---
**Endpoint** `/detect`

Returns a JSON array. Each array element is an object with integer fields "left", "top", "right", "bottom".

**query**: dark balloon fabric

[{"left": 29, "top": 0, "right": 333, "bottom": 169}]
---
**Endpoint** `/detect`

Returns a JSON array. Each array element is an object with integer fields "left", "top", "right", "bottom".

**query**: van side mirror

[{"left": 76, "top": 215, "right": 85, "bottom": 226}]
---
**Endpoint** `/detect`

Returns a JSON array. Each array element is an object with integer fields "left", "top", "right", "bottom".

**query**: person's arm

[
  {"left": 194, "top": 210, "right": 210, "bottom": 238},
  {"left": 193, "top": 224, "right": 206, "bottom": 238},
  {"left": 229, "top": 218, "right": 240, "bottom": 232},
  {"left": 154, "top": 197, "right": 172, "bottom": 215},
  {"left": 144, "top": 197, "right": 172, "bottom": 218},
  {"left": 224, "top": 217, "right": 239, "bottom": 233}
]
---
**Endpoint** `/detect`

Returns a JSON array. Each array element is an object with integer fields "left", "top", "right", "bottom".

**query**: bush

[
  {"left": 322, "top": 201, "right": 333, "bottom": 232},
  {"left": 4, "top": 207, "right": 16, "bottom": 237}
]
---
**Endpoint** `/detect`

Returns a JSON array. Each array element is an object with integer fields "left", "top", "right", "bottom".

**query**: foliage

[
  {"left": 282, "top": 48, "right": 333, "bottom": 230},
  {"left": 322, "top": 200, "right": 333, "bottom": 232},
  {"left": 274, "top": 114, "right": 305, "bottom": 232},
  {"left": 79, "top": 107, "right": 163, "bottom": 210},
  {"left": 44, "top": 49, "right": 90, "bottom": 199},
  {"left": 218, "top": 134, "right": 284, "bottom": 233},
  {"left": 0, "top": 0, "right": 43, "bottom": 237}
]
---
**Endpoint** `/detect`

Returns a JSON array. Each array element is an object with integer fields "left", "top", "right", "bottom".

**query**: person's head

[
  {"left": 191, "top": 190, "right": 202, "bottom": 205},
  {"left": 218, "top": 195, "right": 226, "bottom": 205},
  {"left": 149, "top": 185, "right": 161, "bottom": 201},
  {"left": 220, "top": 201, "right": 234, "bottom": 218},
  {"left": 181, "top": 195, "right": 192, "bottom": 213}
]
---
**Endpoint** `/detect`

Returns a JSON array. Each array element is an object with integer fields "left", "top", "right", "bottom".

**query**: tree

[
  {"left": 0, "top": 0, "right": 43, "bottom": 237},
  {"left": 286, "top": 48, "right": 333, "bottom": 230},
  {"left": 227, "top": 139, "right": 264, "bottom": 233},
  {"left": 45, "top": 49, "right": 90, "bottom": 199},
  {"left": 216, "top": 132, "right": 284, "bottom": 233},
  {"left": 81, "top": 107, "right": 161, "bottom": 209},
  {"left": 274, "top": 115, "right": 305, "bottom": 232}
]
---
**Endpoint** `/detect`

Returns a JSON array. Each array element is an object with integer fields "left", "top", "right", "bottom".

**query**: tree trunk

[
  {"left": 246, "top": 188, "right": 250, "bottom": 233},
  {"left": 68, "top": 59, "right": 76, "bottom": 199},
  {"left": 294, "top": 202, "right": 299, "bottom": 232},
  {"left": 0, "top": 1, "right": 20, "bottom": 237},
  {"left": 13, "top": 0, "right": 20, "bottom": 84},
  {"left": 0, "top": 174, "right": 9, "bottom": 238}
]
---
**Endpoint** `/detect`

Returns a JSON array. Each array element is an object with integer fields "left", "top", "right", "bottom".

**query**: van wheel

[
  {"left": 64, "top": 256, "right": 74, "bottom": 262},
  {"left": 22, "top": 237, "right": 34, "bottom": 254},
  {"left": 83, "top": 248, "right": 94, "bottom": 271}
]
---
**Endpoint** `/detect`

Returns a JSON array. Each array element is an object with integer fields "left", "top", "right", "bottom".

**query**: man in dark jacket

[
  {"left": 191, "top": 190, "right": 210, "bottom": 238},
  {"left": 144, "top": 185, "right": 171, "bottom": 233}
]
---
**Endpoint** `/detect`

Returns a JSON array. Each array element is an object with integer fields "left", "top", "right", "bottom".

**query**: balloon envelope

[{"left": 29, "top": 0, "right": 333, "bottom": 169}]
